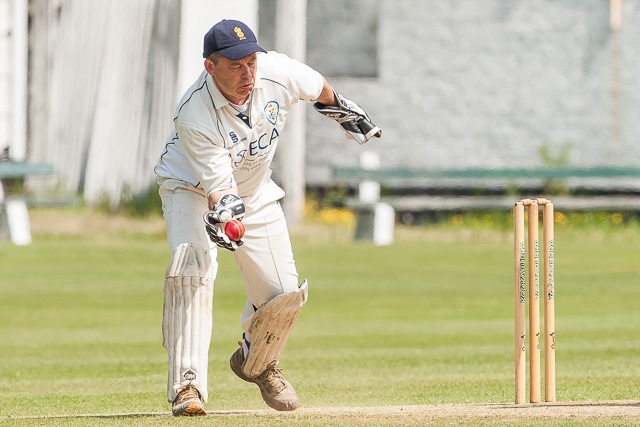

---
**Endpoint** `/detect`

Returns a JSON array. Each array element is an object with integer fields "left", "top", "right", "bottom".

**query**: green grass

[{"left": 0, "top": 211, "right": 639, "bottom": 426}]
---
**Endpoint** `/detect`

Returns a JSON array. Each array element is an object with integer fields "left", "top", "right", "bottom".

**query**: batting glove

[
  {"left": 203, "top": 194, "right": 246, "bottom": 251},
  {"left": 204, "top": 212, "right": 243, "bottom": 252},
  {"left": 314, "top": 91, "right": 382, "bottom": 144}
]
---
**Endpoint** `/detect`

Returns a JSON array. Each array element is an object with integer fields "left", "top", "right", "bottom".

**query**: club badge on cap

[{"left": 203, "top": 19, "right": 266, "bottom": 60}]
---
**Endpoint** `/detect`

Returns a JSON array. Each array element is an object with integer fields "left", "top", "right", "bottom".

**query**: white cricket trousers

[{"left": 158, "top": 178, "right": 300, "bottom": 336}]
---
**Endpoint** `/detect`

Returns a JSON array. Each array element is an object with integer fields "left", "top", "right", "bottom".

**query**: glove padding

[
  {"left": 209, "top": 194, "right": 246, "bottom": 222},
  {"left": 314, "top": 92, "right": 382, "bottom": 144},
  {"left": 204, "top": 212, "right": 243, "bottom": 252},
  {"left": 203, "top": 194, "right": 246, "bottom": 252}
]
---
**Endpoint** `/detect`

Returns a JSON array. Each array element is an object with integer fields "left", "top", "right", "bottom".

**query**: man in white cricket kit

[{"left": 155, "top": 19, "right": 380, "bottom": 416}]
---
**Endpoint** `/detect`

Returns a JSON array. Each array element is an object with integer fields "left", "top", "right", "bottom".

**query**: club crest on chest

[{"left": 264, "top": 101, "right": 279, "bottom": 125}]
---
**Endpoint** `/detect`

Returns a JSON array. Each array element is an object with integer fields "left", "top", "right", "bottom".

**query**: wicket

[{"left": 513, "top": 198, "right": 556, "bottom": 404}]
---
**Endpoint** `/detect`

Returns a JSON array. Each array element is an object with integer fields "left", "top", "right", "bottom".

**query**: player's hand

[
  {"left": 314, "top": 92, "right": 382, "bottom": 144},
  {"left": 337, "top": 93, "right": 370, "bottom": 121},
  {"left": 210, "top": 194, "right": 246, "bottom": 222},
  {"left": 204, "top": 212, "right": 243, "bottom": 252}
]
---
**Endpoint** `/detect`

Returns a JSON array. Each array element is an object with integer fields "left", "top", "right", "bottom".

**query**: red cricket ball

[{"left": 224, "top": 219, "right": 245, "bottom": 241}]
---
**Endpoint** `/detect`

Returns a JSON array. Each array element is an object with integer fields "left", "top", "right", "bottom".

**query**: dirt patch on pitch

[
  {"left": 212, "top": 401, "right": 640, "bottom": 425},
  {"left": 6, "top": 401, "right": 640, "bottom": 426}
]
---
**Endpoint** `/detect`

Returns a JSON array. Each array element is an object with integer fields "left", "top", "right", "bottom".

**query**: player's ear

[{"left": 204, "top": 58, "right": 215, "bottom": 76}]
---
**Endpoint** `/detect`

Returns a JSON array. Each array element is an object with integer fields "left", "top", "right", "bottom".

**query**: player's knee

[{"left": 166, "top": 243, "right": 213, "bottom": 281}]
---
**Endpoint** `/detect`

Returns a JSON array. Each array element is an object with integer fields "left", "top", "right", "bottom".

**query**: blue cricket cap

[{"left": 203, "top": 19, "right": 266, "bottom": 60}]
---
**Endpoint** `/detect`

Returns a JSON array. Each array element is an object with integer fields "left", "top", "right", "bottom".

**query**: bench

[
  {"left": 344, "top": 194, "right": 640, "bottom": 211},
  {"left": 332, "top": 165, "right": 640, "bottom": 182},
  {"left": 0, "top": 161, "right": 55, "bottom": 179},
  {"left": 331, "top": 160, "right": 640, "bottom": 242},
  {"left": 0, "top": 161, "right": 56, "bottom": 245}
]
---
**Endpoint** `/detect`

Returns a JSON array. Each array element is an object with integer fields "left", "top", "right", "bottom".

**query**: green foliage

[
  {"left": 95, "top": 184, "right": 163, "bottom": 217},
  {"left": 433, "top": 209, "right": 640, "bottom": 231},
  {"left": 539, "top": 142, "right": 573, "bottom": 195},
  {"left": 120, "top": 184, "right": 163, "bottom": 217},
  {"left": 306, "top": 185, "right": 352, "bottom": 208}
]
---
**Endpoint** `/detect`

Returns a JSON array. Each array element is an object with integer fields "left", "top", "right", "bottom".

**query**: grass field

[{"left": 0, "top": 208, "right": 639, "bottom": 426}]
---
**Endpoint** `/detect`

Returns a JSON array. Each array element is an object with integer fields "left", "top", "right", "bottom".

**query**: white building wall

[
  {"left": 178, "top": 0, "right": 258, "bottom": 97},
  {"left": 0, "top": 0, "right": 27, "bottom": 161},
  {"left": 10, "top": 0, "right": 27, "bottom": 161},
  {"left": 0, "top": 0, "right": 12, "bottom": 157},
  {"left": 27, "top": 0, "right": 182, "bottom": 204},
  {"left": 23, "top": 0, "right": 260, "bottom": 205}
]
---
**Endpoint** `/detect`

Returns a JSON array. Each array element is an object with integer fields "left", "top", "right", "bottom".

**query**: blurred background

[{"left": 1, "top": 0, "right": 640, "bottom": 234}]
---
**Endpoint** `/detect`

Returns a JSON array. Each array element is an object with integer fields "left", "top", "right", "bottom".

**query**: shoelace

[
  {"left": 175, "top": 386, "right": 200, "bottom": 403},
  {"left": 258, "top": 367, "right": 288, "bottom": 393},
  {"left": 235, "top": 341, "right": 288, "bottom": 394}
]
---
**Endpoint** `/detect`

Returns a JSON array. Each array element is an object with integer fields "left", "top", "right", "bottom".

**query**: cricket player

[{"left": 154, "top": 19, "right": 381, "bottom": 416}]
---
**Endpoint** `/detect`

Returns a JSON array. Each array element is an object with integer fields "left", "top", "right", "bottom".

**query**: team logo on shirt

[
  {"left": 264, "top": 101, "right": 279, "bottom": 125},
  {"left": 229, "top": 130, "right": 239, "bottom": 144}
]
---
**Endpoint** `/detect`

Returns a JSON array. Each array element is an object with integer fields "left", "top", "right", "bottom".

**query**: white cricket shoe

[
  {"left": 171, "top": 385, "right": 206, "bottom": 416},
  {"left": 230, "top": 346, "right": 300, "bottom": 411}
]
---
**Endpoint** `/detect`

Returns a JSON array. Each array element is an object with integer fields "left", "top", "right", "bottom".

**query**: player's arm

[
  {"left": 177, "top": 124, "right": 237, "bottom": 197},
  {"left": 207, "top": 187, "right": 237, "bottom": 210},
  {"left": 316, "top": 78, "right": 337, "bottom": 106},
  {"left": 313, "top": 77, "right": 382, "bottom": 144},
  {"left": 173, "top": 124, "right": 246, "bottom": 251}
]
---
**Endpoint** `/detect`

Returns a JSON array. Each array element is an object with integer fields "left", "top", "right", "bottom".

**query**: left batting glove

[
  {"left": 208, "top": 194, "right": 245, "bottom": 223},
  {"left": 203, "top": 194, "right": 246, "bottom": 252},
  {"left": 204, "top": 214, "right": 242, "bottom": 252},
  {"left": 314, "top": 91, "right": 382, "bottom": 144}
]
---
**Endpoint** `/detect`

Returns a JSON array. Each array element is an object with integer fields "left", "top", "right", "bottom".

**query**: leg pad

[
  {"left": 243, "top": 280, "right": 308, "bottom": 377},
  {"left": 163, "top": 243, "right": 214, "bottom": 402}
]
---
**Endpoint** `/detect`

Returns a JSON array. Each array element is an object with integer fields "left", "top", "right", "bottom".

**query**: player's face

[{"left": 206, "top": 53, "right": 258, "bottom": 105}]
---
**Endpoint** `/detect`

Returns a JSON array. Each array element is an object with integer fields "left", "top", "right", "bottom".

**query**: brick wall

[{"left": 304, "top": 0, "right": 640, "bottom": 186}]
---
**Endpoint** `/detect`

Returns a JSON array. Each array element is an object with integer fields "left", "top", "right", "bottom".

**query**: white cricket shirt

[{"left": 155, "top": 51, "right": 324, "bottom": 212}]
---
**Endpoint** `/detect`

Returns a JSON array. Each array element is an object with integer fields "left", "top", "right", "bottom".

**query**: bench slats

[
  {"left": 0, "top": 162, "right": 55, "bottom": 179},
  {"left": 333, "top": 166, "right": 640, "bottom": 180}
]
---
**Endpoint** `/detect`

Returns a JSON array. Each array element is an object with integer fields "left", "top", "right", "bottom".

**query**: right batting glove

[{"left": 314, "top": 91, "right": 382, "bottom": 144}]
